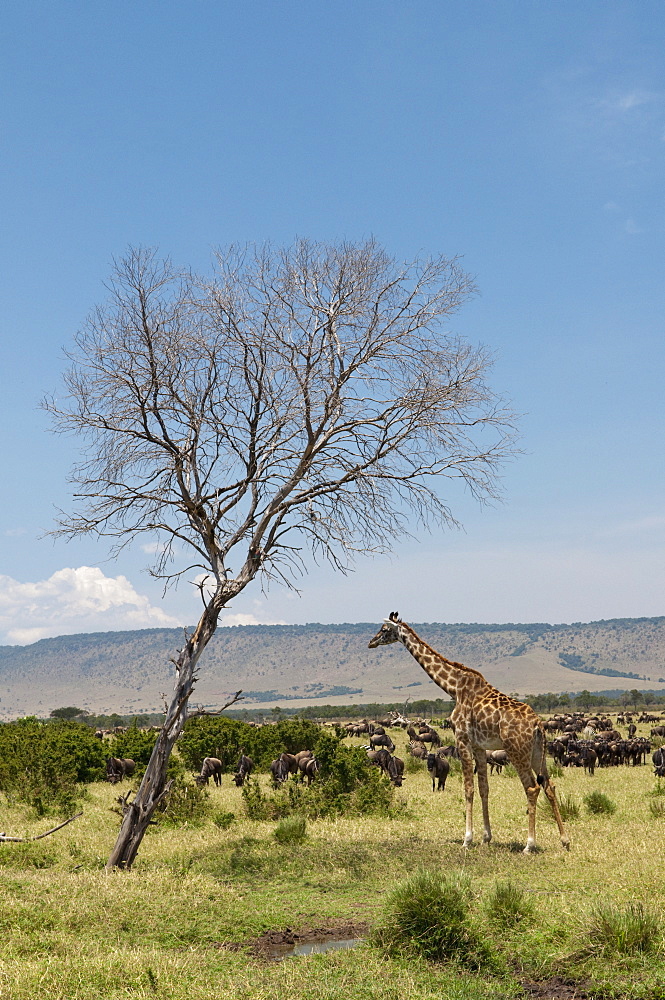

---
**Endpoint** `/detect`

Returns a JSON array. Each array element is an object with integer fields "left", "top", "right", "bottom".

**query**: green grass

[
  {"left": 0, "top": 724, "right": 664, "bottom": 998},
  {"left": 274, "top": 814, "right": 307, "bottom": 844}
]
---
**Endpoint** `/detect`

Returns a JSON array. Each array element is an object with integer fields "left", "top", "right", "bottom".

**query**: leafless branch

[{"left": 0, "top": 812, "right": 83, "bottom": 843}]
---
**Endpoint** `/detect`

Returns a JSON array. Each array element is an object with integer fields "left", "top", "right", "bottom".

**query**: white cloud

[{"left": 0, "top": 566, "right": 181, "bottom": 645}]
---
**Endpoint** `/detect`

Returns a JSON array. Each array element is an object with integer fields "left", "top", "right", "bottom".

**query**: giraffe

[{"left": 368, "top": 613, "right": 569, "bottom": 853}]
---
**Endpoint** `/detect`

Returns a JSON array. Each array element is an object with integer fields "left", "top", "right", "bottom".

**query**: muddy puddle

[{"left": 241, "top": 922, "right": 369, "bottom": 961}]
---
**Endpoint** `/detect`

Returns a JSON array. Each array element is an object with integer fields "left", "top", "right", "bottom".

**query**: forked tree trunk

[{"left": 105, "top": 594, "right": 227, "bottom": 871}]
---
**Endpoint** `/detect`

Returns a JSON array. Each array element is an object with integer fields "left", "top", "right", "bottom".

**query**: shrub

[
  {"left": 179, "top": 715, "right": 328, "bottom": 772},
  {"left": 274, "top": 815, "right": 307, "bottom": 844},
  {"left": 649, "top": 779, "right": 665, "bottom": 797},
  {"left": 485, "top": 880, "right": 534, "bottom": 928},
  {"left": 649, "top": 799, "right": 665, "bottom": 819},
  {"left": 0, "top": 718, "right": 105, "bottom": 815},
  {"left": 156, "top": 778, "right": 210, "bottom": 828},
  {"left": 241, "top": 739, "right": 395, "bottom": 821},
  {"left": 109, "top": 722, "right": 158, "bottom": 765},
  {"left": 583, "top": 790, "right": 616, "bottom": 816},
  {"left": 589, "top": 902, "right": 659, "bottom": 955},
  {"left": 211, "top": 810, "right": 235, "bottom": 829},
  {"left": 373, "top": 870, "right": 494, "bottom": 968},
  {"left": 404, "top": 753, "right": 425, "bottom": 774},
  {"left": 548, "top": 762, "right": 564, "bottom": 778}
]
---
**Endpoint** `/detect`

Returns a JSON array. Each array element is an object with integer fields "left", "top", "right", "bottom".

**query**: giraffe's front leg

[{"left": 457, "top": 741, "right": 475, "bottom": 847}]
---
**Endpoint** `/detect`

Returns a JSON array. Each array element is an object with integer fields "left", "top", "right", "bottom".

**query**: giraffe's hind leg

[
  {"left": 542, "top": 777, "right": 570, "bottom": 850},
  {"left": 457, "top": 740, "right": 475, "bottom": 847},
  {"left": 473, "top": 747, "right": 492, "bottom": 844},
  {"left": 514, "top": 763, "right": 540, "bottom": 853}
]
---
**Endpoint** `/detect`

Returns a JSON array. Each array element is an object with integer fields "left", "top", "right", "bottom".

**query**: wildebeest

[
  {"left": 653, "top": 748, "right": 665, "bottom": 777},
  {"left": 195, "top": 757, "right": 223, "bottom": 786},
  {"left": 302, "top": 756, "right": 319, "bottom": 785},
  {"left": 365, "top": 747, "right": 404, "bottom": 786},
  {"left": 427, "top": 751, "right": 450, "bottom": 791},
  {"left": 106, "top": 757, "right": 136, "bottom": 784},
  {"left": 369, "top": 732, "right": 395, "bottom": 752},
  {"left": 270, "top": 757, "right": 289, "bottom": 784},
  {"left": 270, "top": 752, "right": 298, "bottom": 785},
  {"left": 408, "top": 739, "right": 428, "bottom": 760},
  {"left": 486, "top": 749, "right": 509, "bottom": 774},
  {"left": 233, "top": 753, "right": 254, "bottom": 786}
]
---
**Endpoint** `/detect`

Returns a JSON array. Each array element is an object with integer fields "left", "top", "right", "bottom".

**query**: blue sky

[{"left": 1, "top": 2, "right": 664, "bottom": 643}]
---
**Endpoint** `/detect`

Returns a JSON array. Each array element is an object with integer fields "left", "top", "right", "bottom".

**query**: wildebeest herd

[{"left": 103, "top": 706, "right": 665, "bottom": 819}]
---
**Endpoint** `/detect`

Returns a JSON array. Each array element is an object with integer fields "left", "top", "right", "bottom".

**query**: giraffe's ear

[{"left": 389, "top": 611, "right": 400, "bottom": 622}]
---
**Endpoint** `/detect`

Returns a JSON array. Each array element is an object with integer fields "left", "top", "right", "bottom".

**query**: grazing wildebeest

[
  {"left": 365, "top": 746, "right": 404, "bottom": 786},
  {"left": 651, "top": 726, "right": 665, "bottom": 739},
  {"left": 195, "top": 757, "right": 223, "bottom": 786},
  {"left": 387, "top": 755, "right": 404, "bottom": 787},
  {"left": 486, "top": 749, "right": 509, "bottom": 774},
  {"left": 233, "top": 753, "right": 254, "bottom": 786},
  {"left": 653, "top": 748, "right": 665, "bottom": 777},
  {"left": 579, "top": 745, "right": 597, "bottom": 776},
  {"left": 303, "top": 757, "right": 319, "bottom": 785},
  {"left": 270, "top": 757, "right": 289, "bottom": 784},
  {"left": 427, "top": 751, "right": 450, "bottom": 791},
  {"left": 270, "top": 752, "right": 298, "bottom": 785},
  {"left": 106, "top": 757, "right": 136, "bottom": 784},
  {"left": 369, "top": 732, "right": 395, "bottom": 752},
  {"left": 408, "top": 739, "right": 428, "bottom": 760}
]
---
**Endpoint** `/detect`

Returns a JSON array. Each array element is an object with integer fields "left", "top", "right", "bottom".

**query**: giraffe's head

[{"left": 368, "top": 611, "right": 401, "bottom": 648}]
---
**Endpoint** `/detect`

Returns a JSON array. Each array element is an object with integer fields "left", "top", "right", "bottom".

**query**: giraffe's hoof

[
  {"left": 482, "top": 833, "right": 492, "bottom": 844},
  {"left": 562, "top": 837, "right": 571, "bottom": 851},
  {"left": 523, "top": 843, "right": 537, "bottom": 855}
]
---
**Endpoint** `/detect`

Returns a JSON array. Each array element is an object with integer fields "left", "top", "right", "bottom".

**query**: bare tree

[{"left": 45, "top": 239, "right": 516, "bottom": 869}]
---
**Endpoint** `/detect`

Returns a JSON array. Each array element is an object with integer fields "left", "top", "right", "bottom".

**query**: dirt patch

[
  {"left": 519, "top": 975, "right": 593, "bottom": 999},
  {"left": 221, "top": 921, "right": 370, "bottom": 961}
]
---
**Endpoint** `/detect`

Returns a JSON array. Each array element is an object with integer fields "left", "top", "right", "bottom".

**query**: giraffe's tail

[
  {"left": 533, "top": 725, "right": 548, "bottom": 784},
  {"left": 534, "top": 724, "right": 570, "bottom": 850}
]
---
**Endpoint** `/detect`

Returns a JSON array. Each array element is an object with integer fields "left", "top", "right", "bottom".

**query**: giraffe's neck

[{"left": 397, "top": 624, "right": 462, "bottom": 699}]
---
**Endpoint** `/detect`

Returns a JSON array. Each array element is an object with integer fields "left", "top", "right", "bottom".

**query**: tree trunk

[{"left": 105, "top": 595, "right": 224, "bottom": 871}]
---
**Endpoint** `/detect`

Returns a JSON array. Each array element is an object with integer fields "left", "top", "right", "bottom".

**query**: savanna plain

[{"left": 1, "top": 723, "right": 664, "bottom": 1000}]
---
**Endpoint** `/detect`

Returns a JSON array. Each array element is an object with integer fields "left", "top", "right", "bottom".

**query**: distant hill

[{"left": 0, "top": 616, "right": 664, "bottom": 719}]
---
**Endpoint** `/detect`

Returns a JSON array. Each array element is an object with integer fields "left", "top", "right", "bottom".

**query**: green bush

[
  {"left": 179, "top": 715, "right": 327, "bottom": 772},
  {"left": 109, "top": 722, "right": 158, "bottom": 765},
  {"left": 156, "top": 778, "right": 210, "bottom": 828},
  {"left": 211, "top": 810, "right": 235, "bottom": 830},
  {"left": 485, "top": 880, "right": 534, "bottom": 928},
  {"left": 241, "top": 738, "right": 394, "bottom": 821},
  {"left": 373, "top": 870, "right": 494, "bottom": 968},
  {"left": 649, "top": 799, "right": 665, "bottom": 819},
  {"left": 589, "top": 902, "right": 659, "bottom": 955},
  {"left": 583, "top": 790, "right": 617, "bottom": 816},
  {"left": 274, "top": 815, "right": 307, "bottom": 844},
  {"left": 0, "top": 718, "right": 106, "bottom": 815}
]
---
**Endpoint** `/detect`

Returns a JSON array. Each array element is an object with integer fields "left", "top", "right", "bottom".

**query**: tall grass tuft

[
  {"left": 589, "top": 902, "right": 659, "bottom": 955},
  {"left": 274, "top": 815, "right": 307, "bottom": 844},
  {"left": 649, "top": 799, "right": 665, "bottom": 819},
  {"left": 558, "top": 792, "right": 580, "bottom": 821},
  {"left": 583, "top": 790, "right": 617, "bottom": 816},
  {"left": 485, "top": 880, "right": 534, "bottom": 928},
  {"left": 373, "top": 869, "right": 494, "bottom": 968}
]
